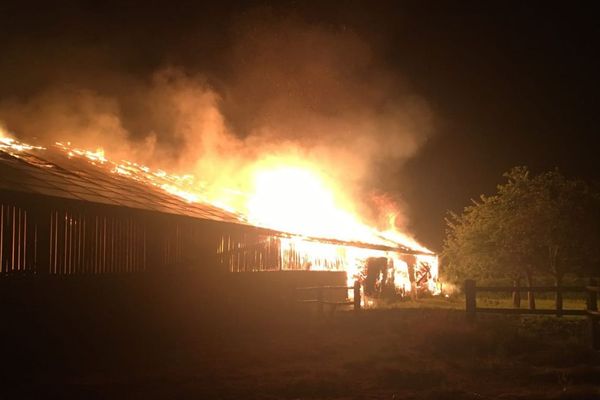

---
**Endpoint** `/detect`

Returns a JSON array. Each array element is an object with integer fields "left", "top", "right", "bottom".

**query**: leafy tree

[{"left": 443, "top": 167, "right": 600, "bottom": 307}]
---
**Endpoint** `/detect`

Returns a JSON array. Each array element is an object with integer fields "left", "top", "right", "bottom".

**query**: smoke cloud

[{"left": 0, "top": 11, "right": 434, "bottom": 230}]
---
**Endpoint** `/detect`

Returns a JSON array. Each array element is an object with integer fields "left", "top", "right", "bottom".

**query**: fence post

[
  {"left": 317, "top": 287, "right": 324, "bottom": 317},
  {"left": 556, "top": 283, "right": 563, "bottom": 317},
  {"left": 465, "top": 279, "right": 476, "bottom": 321},
  {"left": 353, "top": 280, "right": 361, "bottom": 312},
  {"left": 588, "top": 278, "right": 599, "bottom": 350},
  {"left": 512, "top": 279, "right": 521, "bottom": 309},
  {"left": 587, "top": 278, "right": 598, "bottom": 312}
]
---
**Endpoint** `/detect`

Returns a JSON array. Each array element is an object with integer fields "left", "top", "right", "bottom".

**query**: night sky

[{"left": 1, "top": 1, "right": 599, "bottom": 250}]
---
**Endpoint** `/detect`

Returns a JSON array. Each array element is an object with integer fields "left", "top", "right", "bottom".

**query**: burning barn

[{"left": 0, "top": 136, "right": 438, "bottom": 300}]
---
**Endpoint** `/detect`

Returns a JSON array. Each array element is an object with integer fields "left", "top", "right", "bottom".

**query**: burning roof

[
  {"left": 0, "top": 139, "right": 243, "bottom": 223},
  {"left": 0, "top": 137, "right": 433, "bottom": 256}
]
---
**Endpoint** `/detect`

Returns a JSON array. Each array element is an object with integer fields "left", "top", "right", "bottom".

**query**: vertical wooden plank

[
  {"left": 68, "top": 212, "right": 72, "bottom": 274},
  {"left": 103, "top": 215, "right": 107, "bottom": 274},
  {"left": 512, "top": 279, "right": 521, "bottom": 309},
  {"left": 32, "top": 207, "right": 50, "bottom": 275},
  {"left": 94, "top": 215, "right": 99, "bottom": 274},
  {"left": 143, "top": 223, "right": 146, "bottom": 271},
  {"left": 82, "top": 215, "right": 87, "bottom": 274},
  {"left": 77, "top": 213, "right": 82, "bottom": 273},
  {"left": 16, "top": 207, "right": 21, "bottom": 271},
  {"left": 50, "top": 211, "right": 55, "bottom": 273},
  {"left": 128, "top": 218, "right": 133, "bottom": 272},
  {"left": 110, "top": 216, "right": 115, "bottom": 273},
  {"left": 11, "top": 205, "right": 16, "bottom": 272},
  {"left": 62, "top": 210, "right": 67, "bottom": 275}
]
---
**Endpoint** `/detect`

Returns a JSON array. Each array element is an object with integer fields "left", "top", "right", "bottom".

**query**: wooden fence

[
  {"left": 295, "top": 281, "right": 361, "bottom": 316},
  {"left": 465, "top": 278, "right": 600, "bottom": 350}
]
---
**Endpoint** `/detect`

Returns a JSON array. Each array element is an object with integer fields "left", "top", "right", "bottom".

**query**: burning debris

[{"left": 1, "top": 133, "right": 438, "bottom": 296}]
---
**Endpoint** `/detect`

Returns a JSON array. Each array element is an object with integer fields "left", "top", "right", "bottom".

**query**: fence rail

[
  {"left": 465, "top": 278, "right": 600, "bottom": 350},
  {"left": 295, "top": 281, "right": 361, "bottom": 316}
]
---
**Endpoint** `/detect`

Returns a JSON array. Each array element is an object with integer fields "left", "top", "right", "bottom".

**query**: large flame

[{"left": 1, "top": 131, "right": 438, "bottom": 295}]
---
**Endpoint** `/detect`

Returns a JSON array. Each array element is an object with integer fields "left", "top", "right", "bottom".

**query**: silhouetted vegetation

[{"left": 443, "top": 167, "right": 600, "bottom": 290}]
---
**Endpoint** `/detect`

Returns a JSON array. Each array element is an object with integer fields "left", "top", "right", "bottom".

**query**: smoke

[{"left": 0, "top": 11, "right": 434, "bottom": 230}]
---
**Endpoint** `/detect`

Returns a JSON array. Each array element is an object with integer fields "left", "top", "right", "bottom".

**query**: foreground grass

[{"left": 3, "top": 306, "right": 598, "bottom": 399}]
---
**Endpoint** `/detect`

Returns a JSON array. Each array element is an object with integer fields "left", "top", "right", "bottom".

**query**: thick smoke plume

[{"left": 0, "top": 13, "right": 434, "bottom": 230}]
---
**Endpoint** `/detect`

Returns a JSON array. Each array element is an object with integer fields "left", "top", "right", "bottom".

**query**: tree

[{"left": 443, "top": 167, "right": 600, "bottom": 308}]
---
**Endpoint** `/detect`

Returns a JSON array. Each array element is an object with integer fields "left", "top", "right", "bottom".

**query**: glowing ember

[{"left": 0, "top": 131, "right": 439, "bottom": 296}]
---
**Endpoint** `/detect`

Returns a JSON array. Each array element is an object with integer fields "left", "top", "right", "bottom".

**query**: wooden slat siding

[
  {"left": 66, "top": 212, "right": 70, "bottom": 274},
  {"left": 64, "top": 211, "right": 68, "bottom": 274},
  {"left": 48, "top": 211, "right": 53, "bottom": 273},
  {"left": 32, "top": 213, "right": 37, "bottom": 269},
  {"left": 58, "top": 210, "right": 63, "bottom": 274},
  {"left": 129, "top": 217, "right": 133, "bottom": 272},
  {"left": 18, "top": 207, "right": 22, "bottom": 271},
  {"left": 69, "top": 212, "right": 73, "bottom": 274},
  {"left": 69, "top": 212, "right": 74, "bottom": 273},
  {"left": 10, "top": 205, "right": 15, "bottom": 272},
  {"left": 130, "top": 218, "right": 134, "bottom": 272},
  {"left": 49, "top": 211, "right": 53, "bottom": 273},
  {"left": 24, "top": 209, "right": 29, "bottom": 271},
  {"left": 12, "top": 206, "right": 17, "bottom": 271},
  {"left": 17, "top": 207, "right": 21, "bottom": 271},
  {"left": 81, "top": 215, "right": 86, "bottom": 273},
  {"left": 116, "top": 216, "right": 121, "bottom": 273},
  {"left": 109, "top": 216, "right": 114, "bottom": 273},
  {"left": 69, "top": 212, "right": 73, "bottom": 273},
  {"left": 122, "top": 217, "right": 127, "bottom": 272},
  {"left": 134, "top": 218, "right": 138, "bottom": 271},
  {"left": 128, "top": 217, "right": 132, "bottom": 272},
  {"left": 142, "top": 221, "right": 146, "bottom": 271},
  {"left": 119, "top": 217, "right": 123, "bottom": 273},
  {"left": 79, "top": 213, "right": 83, "bottom": 273},
  {"left": 23, "top": 210, "right": 30, "bottom": 272},
  {"left": 5, "top": 204, "right": 9, "bottom": 272}
]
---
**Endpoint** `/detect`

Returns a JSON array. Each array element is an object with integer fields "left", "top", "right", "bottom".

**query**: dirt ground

[{"left": 2, "top": 306, "right": 599, "bottom": 399}]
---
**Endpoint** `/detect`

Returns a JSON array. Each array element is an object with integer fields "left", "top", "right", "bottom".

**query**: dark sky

[{"left": 1, "top": 1, "right": 599, "bottom": 250}]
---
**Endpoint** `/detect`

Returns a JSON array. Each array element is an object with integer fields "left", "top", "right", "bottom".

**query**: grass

[
  {"left": 368, "top": 293, "right": 588, "bottom": 312},
  {"left": 2, "top": 304, "right": 598, "bottom": 399}
]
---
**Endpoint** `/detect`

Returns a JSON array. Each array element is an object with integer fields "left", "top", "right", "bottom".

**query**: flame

[
  {"left": 1, "top": 134, "right": 439, "bottom": 296},
  {"left": 247, "top": 166, "right": 377, "bottom": 242}
]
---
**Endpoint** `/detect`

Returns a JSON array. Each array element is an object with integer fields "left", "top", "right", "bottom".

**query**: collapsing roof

[{"left": 0, "top": 140, "right": 431, "bottom": 256}]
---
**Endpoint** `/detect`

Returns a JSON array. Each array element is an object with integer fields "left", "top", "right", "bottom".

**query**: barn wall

[{"left": 0, "top": 190, "right": 226, "bottom": 277}]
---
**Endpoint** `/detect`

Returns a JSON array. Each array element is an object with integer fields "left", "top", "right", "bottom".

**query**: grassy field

[
  {"left": 368, "top": 293, "right": 588, "bottom": 312},
  {"left": 3, "top": 303, "right": 598, "bottom": 399}
]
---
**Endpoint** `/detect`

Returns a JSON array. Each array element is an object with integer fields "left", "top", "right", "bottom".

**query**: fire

[
  {"left": 247, "top": 166, "right": 376, "bottom": 242},
  {"left": 1, "top": 131, "right": 439, "bottom": 297}
]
